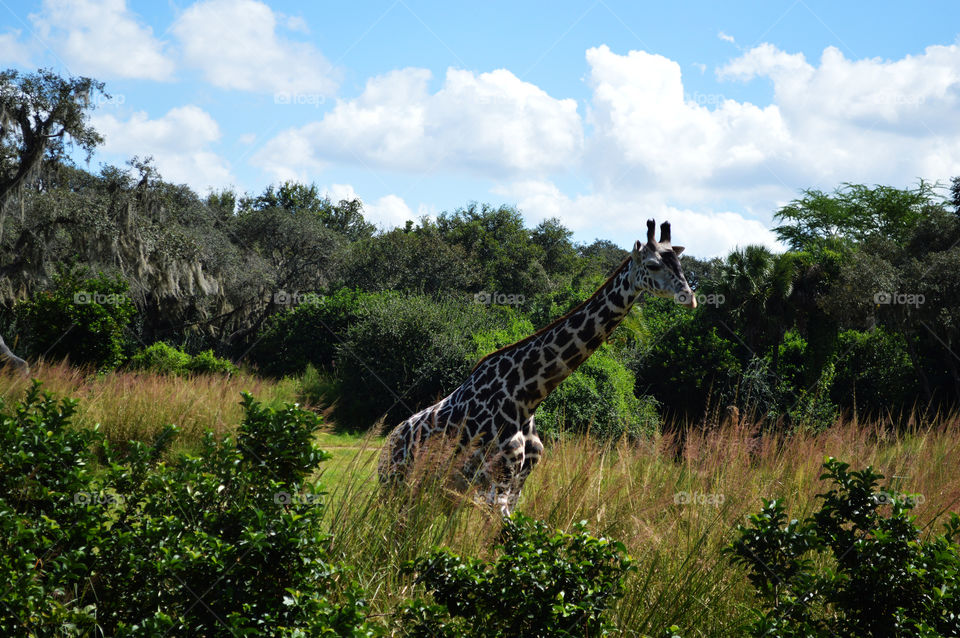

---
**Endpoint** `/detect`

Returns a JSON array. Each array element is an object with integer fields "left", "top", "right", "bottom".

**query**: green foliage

[
  {"left": 831, "top": 328, "right": 919, "bottom": 415},
  {"left": 130, "top": 341, "right": 237, "bottom": 375},
  {"left": 470, "top": 309, "right": 535, "bottom": 359},
  {"left": 727, "top": 457, "right": 960, "bottom": 637},
  {"left": 436, "top": 203, "right": 551, "bottom": 303},
  {"left": 335, "top": 224, "right": 479, "bottom": 294},
  {"left": 397, "top": 513, "right": 633, "bottom": 637},
  {"left": 129, "top": 341, "right": 191, "bottom": 374},
  {"left": 334, "top": 292, "right": 494, "bottom": 429},
  {"left": 774, "top": 182, "right": 936, "bottom": 250},
  {"left": 186, "top": 348, "right": 239, "bottom": 375},
  {"left": 251, "top": 288, "right": 369, "bottom": 377},
  {"left": 0, "top": 382, "right": 376, "bottom": 636},
  {"left": 238, "top": 180, "right": 375, "bottom": 240},
  {"left": 629, "top": 299, "right": 741, "bottom": 419},
  {"left": 16, "top": 268, "right": 136, "bottom": 369},
  {"left": 537, "top": 345, "right": 659, "bottom": 441}
]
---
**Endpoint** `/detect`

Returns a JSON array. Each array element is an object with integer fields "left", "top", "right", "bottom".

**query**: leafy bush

[
  {"left": 0, "top": 382, "right": 374, "bottom": 636},
  {"left": 727, "top": 457, "right": 960, "bottom": 637},
  {"left": 629, "top": 299, "right": 742, "bottom": 420},
  {"left": 129, "top": 341, "right": 191, "bottom": 373},
  {"left": 830, "top": 327, "right": 919, "bottom": 415},
  {"left": 332, "top": 292, "right": 495, "bottom": 430},
  {"left": 397, "top": 513, "right": 633, "bottom": 637},
  {"left": 15, "top": 267, "right": 136, "bottom": 369},
  {"left": 186, "top": 348, "right": 238, "bottom": 374},
  {"left": 250, "top": 287, "right": 370, "bottom": 377},
  {"left": 130, "top": 341, "right": 237, "bottom": 375},
  {"left": 537, "top": 345, "right": 659, "bottom": 441}
]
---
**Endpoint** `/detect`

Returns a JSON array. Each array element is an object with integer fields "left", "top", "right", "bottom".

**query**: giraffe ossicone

[{"left": 378, "top": 219, "right": 696, "bottom": 515}]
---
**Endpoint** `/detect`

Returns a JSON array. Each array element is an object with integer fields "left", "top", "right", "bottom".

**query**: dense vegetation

[
  {"left": 4, "top": 69, "right": 960, "bottom": 438},
  {"left": 4, "top": 67, "right": 960, "bottom": 637}
]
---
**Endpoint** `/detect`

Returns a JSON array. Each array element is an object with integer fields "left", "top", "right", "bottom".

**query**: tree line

[{"left": 3, "top": 68, "right": 959, "bottom": 433}]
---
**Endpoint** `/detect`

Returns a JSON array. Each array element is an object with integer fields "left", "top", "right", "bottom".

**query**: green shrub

[
  {"left": 397, "top": 513, "right": 633, "bottom": 637},
  {"left": 130, "top": 342, "right": 237, "bottom": 375},
  {"left": 250, "top": 287, "right": 369, "bottom": 377},
  {"left": 726, "top": 457, "right": 960, "bottom": 637},
  {"left": 16, "top": 267, "right": 136, "bottom": 369},
  {"left": 332, "top": 292, "right": 494, "bottom": 430},
  {"left": 830, "top": 327, "right": 919, "bottom": 415},
  {"left": 0, "top": 382, "right": 374, "bottom": 636},
  {"left": 537, "top": 345, "right": 659, "bottom": 441},
  {"left": 186, "top": 348, "right": 238, "bottom": 375},
  {"left": 129, "top": 341, "right": 191, "bottom": 374},
  {"left": 629, "top": 299, "right": 742, "bottom": 420}
]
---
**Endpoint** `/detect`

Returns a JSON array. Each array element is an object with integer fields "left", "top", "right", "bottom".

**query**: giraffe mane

[{"left": 469, "top": 252, "right": 634, "bottom": 373}]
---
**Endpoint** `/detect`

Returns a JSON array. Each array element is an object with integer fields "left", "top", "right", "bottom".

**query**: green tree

[
  {"left": 239, "top": 181, "right": 375, "bottom": 240},
  {"left": 774, "top": 182, "right": 937, "bottom": 251}
]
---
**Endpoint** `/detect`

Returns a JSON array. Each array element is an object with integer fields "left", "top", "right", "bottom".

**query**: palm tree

[{"left": 707, "top": 245, "right": 796, "bottom": 370}]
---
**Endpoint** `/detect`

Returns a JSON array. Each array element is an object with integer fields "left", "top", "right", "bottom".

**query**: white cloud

[
  {"left": 256, "top": 40, "right": 960, "bottom": 257},
  {"left": 585, "top": 44, "right": 790, "bottom": 201},
  {"left": 252, "top": 66, "right": 582, "bottom": 181},
  {"left": 171, "top": 0, "right": 338, "bottom": 95},
  {"left": 718, "top": 31, "right": 736, "bottom": 44},
  {"left": 496, "top": 180, "right": 780, "bottom": 258},
  {"left": 92, "top": 105, "right": 234, "bottom": 191},
  {"left": 0, "top": 30, "right": 34, "bottom": 67},
  {"left": 30, "top": 0, "right": 173, "bottom": 80},
  {"left": 716, "top": 42, "right": 960, "bottom": 183},
  {"left": 322, "top": 184, "right": 416, "bottom": 229}
]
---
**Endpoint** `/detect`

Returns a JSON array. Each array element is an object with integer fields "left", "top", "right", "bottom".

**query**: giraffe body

[{"left": 378, "top": 220, "right": 695, "bottom": 514}]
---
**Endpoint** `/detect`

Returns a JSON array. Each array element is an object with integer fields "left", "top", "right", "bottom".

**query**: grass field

[{"left": 4, "top": 363, "right": 959, "bottom": 635}]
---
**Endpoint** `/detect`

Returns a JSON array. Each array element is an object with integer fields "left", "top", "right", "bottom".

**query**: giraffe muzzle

[{"left": 674, "top": 289, "right": 698, "bottom": 309}]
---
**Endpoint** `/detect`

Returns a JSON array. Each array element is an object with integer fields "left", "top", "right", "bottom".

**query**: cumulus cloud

[
  {"left": 0, "top": 30, "right": 34, "bottom": 67},
  {"left": 252, "top": 66, "right": 582, "bottom": 181},
  {"left": 584, "top": 44, "right": 790, "bottom": 202},
  {"left": 322, "top": 184, "right": 417, "bottom": 229},
  {"left": 254, "top": 40, "right": 960, "bottom": 256},
  {"left": 716, "top": 42, "right": 960, "bottom": 184},
  {"left": 92, "top": 105, "right": 234, "bottom": 191},
  {"left": 171, "top": 0, "right": 338, "bottom": 95},
  {"left": 496, "top": 180, "right": 780, "bottom": 258},
  {"left": 29, "top": 0, "right": 173, "bottom": 80}
]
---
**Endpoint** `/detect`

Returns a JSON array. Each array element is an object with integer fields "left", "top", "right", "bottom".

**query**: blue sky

[{"left": 2, "top": 0, "right": 959, "bottom": 256}]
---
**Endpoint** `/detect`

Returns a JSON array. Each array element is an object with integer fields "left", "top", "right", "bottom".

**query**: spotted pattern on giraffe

[{"left": 378, "top": 219, "right": 695, "bottom": 515}]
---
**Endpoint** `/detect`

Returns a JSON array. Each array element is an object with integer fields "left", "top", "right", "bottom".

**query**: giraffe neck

[{"left": 474, "top": 257, "right": 642, "bottom": 419}]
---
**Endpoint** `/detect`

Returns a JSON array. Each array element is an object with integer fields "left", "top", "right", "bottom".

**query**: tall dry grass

[
  {"left": 321, "top": 413, "right": 960, "bottom": 636},
  {"left": 0, "top": 360, "right": 300, "bottom": 452},
  {"left": 3, "top": 364, "right": 958, "bottom": 634}
]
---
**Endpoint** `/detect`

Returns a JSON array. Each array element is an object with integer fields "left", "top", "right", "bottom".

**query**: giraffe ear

[{"left": 672, "top": 245, "right": 685, "bottom": 256}]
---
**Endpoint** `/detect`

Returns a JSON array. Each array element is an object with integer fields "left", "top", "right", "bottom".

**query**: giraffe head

[{"left": 630, "top": 219, "right": 697, "bottom": 308}]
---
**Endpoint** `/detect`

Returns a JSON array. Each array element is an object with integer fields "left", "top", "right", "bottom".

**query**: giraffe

[{"left": 378, "top": 219, "right": 696, "bottom": 514}]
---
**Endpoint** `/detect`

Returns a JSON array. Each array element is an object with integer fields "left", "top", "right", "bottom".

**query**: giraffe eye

[{"left": 645, "top": 261, "right": 663, "bottom": 271}]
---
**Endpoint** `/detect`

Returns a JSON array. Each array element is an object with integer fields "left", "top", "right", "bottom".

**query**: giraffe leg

[
  {"left": 506, "top": 416, "right": 543, "bottom": 512},
  {"left": 482, "top": 431, "right": 525, "bottom": 515}
]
